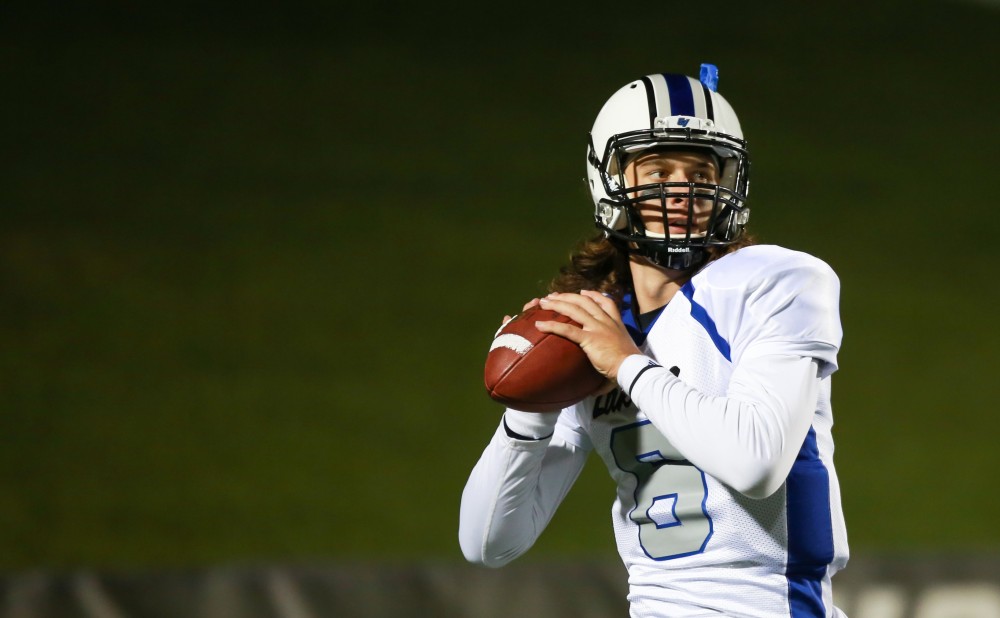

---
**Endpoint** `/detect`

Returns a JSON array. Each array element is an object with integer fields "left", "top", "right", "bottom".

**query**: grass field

[{"left": 1, "top": 1, "right": 998, "bottom": 568}]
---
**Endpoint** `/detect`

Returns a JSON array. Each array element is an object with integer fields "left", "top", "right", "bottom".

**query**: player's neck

[{"left": 628, "top": 255, "right": 690, "bottom": 313}]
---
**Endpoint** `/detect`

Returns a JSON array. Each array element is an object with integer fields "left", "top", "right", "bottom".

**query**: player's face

[{"left": 624, "top": 150, "right": 719, "bottom": 237}]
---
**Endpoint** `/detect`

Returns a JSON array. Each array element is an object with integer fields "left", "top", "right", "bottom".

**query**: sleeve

[
  {"left": 732, "top": 253, "right": 842, "bottom": 377},
  {"left": 458, "top": 410, "right": 591, "bottom": 567},
  {"left": 618, "top": 352, "right": 822, "bottom": 499}
]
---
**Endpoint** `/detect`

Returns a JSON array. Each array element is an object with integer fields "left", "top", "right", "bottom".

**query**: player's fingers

[
  {"left": 544, "top": 293, "right": 608, "bottom": 322},
  {"left": 522, "top": 298, "right": 540, "bottom": 312},
  {"left": 534, "top": 319, "right": 584, "bottom": 344},
  {"left": 579, "top": 290, "right": 623, "bottom": 321},
  {"left": 538, "top": 296, "right": 600, "bottom": 327}
]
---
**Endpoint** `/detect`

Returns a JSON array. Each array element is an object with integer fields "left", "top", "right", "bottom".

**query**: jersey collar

[{"left": 621, "top": 293, "right": 666, "bottom": 345}]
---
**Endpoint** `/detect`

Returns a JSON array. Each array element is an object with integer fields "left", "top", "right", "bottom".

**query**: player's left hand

[{"left": 535, "top": 291, "right": 641, "bottom": 381}]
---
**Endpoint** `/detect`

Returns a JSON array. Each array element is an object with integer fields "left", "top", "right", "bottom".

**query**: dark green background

[{"left": 2, "top": 1, "right": 998, "bottom": 569}]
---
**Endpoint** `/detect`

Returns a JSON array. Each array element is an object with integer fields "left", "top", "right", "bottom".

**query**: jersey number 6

[{"left": 610, "top": 420, "right": 713, "bottom": 560}]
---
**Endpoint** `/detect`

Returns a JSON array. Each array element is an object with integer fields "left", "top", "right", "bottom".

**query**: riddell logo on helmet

[
  {"left": 676, "top": 118, "right": 690, "bottom": 127},
  {"left": 667, "top": 247, "right": 690, "bottom": 253}
]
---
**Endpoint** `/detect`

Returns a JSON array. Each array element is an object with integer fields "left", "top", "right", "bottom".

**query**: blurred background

[{"left": 2, "top": 0, "right": 999, "bottom": 616}]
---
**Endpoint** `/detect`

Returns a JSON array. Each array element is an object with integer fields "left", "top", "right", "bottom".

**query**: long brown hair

[
  {"left": 548, "top": 234, "right": 631, "bottom": 299},
  {"left": 549, "top": 233, "right": 755, "bottom": 301}
]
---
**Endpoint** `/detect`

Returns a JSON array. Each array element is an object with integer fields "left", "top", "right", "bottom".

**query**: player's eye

[
  {"left": 693, "top": 168, "right": 716, "bottom": 183},
  {"left": 651, "top": 166, "right": 680, "bottom": 181}
]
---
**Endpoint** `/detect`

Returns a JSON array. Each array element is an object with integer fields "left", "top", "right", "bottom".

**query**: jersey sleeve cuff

[{"left": 616, "top": 354, "right": 663, "bottom": 397}]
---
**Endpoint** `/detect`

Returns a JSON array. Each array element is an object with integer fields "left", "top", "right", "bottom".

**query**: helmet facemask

[{"left": 594, "top": 124, "right": 750, "bottom": 270}]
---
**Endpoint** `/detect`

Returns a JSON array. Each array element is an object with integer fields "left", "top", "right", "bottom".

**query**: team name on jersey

[{"left": 593, "top": 388, "right": 635, "bottom": 419}]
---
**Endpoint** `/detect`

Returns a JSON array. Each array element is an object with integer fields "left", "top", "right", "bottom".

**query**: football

[{"left": 484, "top": 306, "right": 605, "bottom": 412}]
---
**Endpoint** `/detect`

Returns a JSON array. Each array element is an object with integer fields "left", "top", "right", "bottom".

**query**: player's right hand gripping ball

[{"left": 484, "top": 306, "right": 605, "bottom": 412}]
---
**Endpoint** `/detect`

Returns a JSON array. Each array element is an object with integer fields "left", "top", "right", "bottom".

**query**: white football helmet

[{"left": 586, "top": 68, "right": 750, "bottom": 269}]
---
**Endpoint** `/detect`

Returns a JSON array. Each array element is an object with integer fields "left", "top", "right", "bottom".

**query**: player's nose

[{"left": 664, "top": 171, "right": 694, "bottom": 201}]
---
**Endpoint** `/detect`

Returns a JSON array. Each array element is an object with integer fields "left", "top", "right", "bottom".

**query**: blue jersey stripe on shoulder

[
  {"left": 680, "top": 281, "right": 731, "bottom": 361},
  {"left": 786, "top": 427, "right": 834, "bottom": 617},
  {"left": 663, "top": 74, "right": 696, "bottom": 117}
]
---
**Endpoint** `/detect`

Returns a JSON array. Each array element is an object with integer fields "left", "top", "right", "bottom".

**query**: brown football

[{"left": 484, "top": 306, "right": 605, "bottom": 412}]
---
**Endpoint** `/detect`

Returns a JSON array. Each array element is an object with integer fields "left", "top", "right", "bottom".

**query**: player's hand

[{"left": 535, "top": 291, "right": 640, "bottom": 381}]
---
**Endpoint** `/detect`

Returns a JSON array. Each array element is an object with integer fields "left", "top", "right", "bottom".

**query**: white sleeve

[
  {"left": 729, "top": 250, "right": 842, "bottom": 377},
  {"left": 618, "top": 352, "right": 821, "bottom": 499},
  {"left": 458, "top": 411, "right": 590, "bottom": 567}
]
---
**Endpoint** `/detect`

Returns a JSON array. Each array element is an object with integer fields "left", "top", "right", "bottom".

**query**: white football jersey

[
  {"left": 556, "top": 245, "right": 847, "bottom": 617},
  {"left": 459, "top": 245, "right": 849, "bottom": 618}
]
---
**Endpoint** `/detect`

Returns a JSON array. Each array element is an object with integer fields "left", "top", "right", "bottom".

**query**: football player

[{"left": 459, "top": 66, "right": 849, "bottom": 617}]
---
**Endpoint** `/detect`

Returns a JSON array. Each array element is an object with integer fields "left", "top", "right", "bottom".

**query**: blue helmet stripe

[{"left": 663, "top": 74, "right": 696, "bottom": 117}]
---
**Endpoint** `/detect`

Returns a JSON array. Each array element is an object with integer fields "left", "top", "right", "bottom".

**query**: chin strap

[
  {"left": 605, "top": 231, "right": 707, "bottom": 271},
  {"left": 641, "top": 245, "right": 707, "bottom": 271}
]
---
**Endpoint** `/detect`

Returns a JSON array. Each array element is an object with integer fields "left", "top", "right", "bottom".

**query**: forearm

[
  {"left": 459, "top": 412, "right": 588, "bottom": 567},
  {"left": 618, "top": 353, "right": 821, "bottom": 498}
]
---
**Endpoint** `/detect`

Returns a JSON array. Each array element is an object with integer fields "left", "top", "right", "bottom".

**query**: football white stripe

[{"left": 490, "top": 333, "right": 534, "bottom": 355}]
